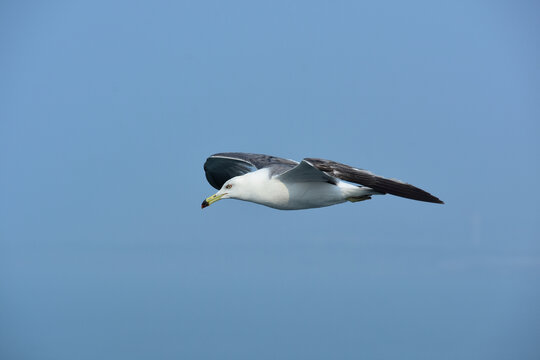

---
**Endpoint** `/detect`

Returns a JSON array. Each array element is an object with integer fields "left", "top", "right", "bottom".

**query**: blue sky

[{"left": 1, "top": 1, "right": 539, "bottom": 359}]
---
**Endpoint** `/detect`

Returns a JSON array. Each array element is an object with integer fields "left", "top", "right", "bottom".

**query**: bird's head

[{"left": 201, "top": 176, "right": 244, "bottom": 209}]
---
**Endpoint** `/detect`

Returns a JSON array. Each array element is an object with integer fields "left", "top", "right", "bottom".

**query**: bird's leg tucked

[{"left": 346, "top": 195, "right": 372, "bottom": 203}]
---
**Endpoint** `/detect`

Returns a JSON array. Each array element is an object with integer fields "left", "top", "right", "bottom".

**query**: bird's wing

[
  {"left": 276, "top": 160, "right": 337, "bottom": 184},
  {"left": 204, "top": 152, "right": 298, "bottom": 190},
  {"left": 305, "top": 158, "right": 444, "bottom": 204}
]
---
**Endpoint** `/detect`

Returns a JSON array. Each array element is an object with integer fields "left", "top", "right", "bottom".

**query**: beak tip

[{"left": 201, "top": 199, "right": 209, "bottom": 209}]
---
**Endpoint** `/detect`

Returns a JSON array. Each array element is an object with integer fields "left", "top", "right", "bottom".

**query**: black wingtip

[
  {"left": 426, "top": 196, "right": 444, "bottom": 204},
  {"left": 421, "top": 194, "right": 444, "bottom": 204},
  {"left": 426, "top": 193, "right": 444, "bottom": 204}
]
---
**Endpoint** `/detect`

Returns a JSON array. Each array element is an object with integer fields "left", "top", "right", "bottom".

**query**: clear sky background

[{"left": 1, "top": 1, "right": 539, "bottom": 359}]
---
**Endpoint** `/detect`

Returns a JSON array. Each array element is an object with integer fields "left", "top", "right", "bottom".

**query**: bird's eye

[{"left": 225, "top": 184, "right": 232, "bottom": 189}]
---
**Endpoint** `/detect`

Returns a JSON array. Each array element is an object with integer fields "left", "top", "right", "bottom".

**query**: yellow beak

[{"left": 201, "top": 193, "right": 225, "bottom": 209}]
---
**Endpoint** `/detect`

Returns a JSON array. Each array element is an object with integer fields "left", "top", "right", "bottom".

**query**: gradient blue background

[{"left": 1, "top": 1, "right": 539, "bottom": 359}]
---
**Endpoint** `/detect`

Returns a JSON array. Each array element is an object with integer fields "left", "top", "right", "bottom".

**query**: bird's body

[
  {"left": 232, "top": 168, "right": 374, "bottom": 210},
  {"left": 201, "top": 152, "right": 443, "bottom": 210}
]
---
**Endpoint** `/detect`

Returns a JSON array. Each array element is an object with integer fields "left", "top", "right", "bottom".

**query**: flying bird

[{"left": 202, "top": 152, "right": 443, "bottom": 210}]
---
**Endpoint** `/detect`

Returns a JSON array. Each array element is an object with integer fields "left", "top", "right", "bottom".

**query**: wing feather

[
  {"left": 276, "top": 160, "right": 337, "bottom": 184},
  {"left": 306, "top": 158, "right": 444, "bottom": 204}
]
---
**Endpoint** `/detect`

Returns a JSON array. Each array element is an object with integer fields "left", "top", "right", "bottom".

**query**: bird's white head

[
  {"left": 201, "top": 169, "right": 284, "bottom": 209},
  {"left": 201, "top": 176, "right": 245, "bottom": 208},
  {"left": 201, "top": 169, "right": 277, "bottom": 209}
]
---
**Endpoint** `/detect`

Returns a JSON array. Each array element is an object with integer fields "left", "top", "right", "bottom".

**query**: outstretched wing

[
  {"left": 203, "top": 152, "right": 298, "bottom": 190},
  {"left": 306, "top": 158, "right": 444, "bottom": 204}
]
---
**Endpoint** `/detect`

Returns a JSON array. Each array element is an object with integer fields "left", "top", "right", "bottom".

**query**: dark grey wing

[
  {"left": 204, "top": 152, "right": 298, "bottom": 190},
  {"left": 306, "top": 158, "right": 444, "bottom": 204}
]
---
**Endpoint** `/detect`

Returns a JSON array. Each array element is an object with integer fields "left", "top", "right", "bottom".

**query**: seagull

[{"left": 202, "top": 152, "right": 444, "bottom": 210}]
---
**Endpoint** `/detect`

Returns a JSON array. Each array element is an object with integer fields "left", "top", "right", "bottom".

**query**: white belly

[{"left": 275, "top": 182, "right": 347, "bottom": 210}]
